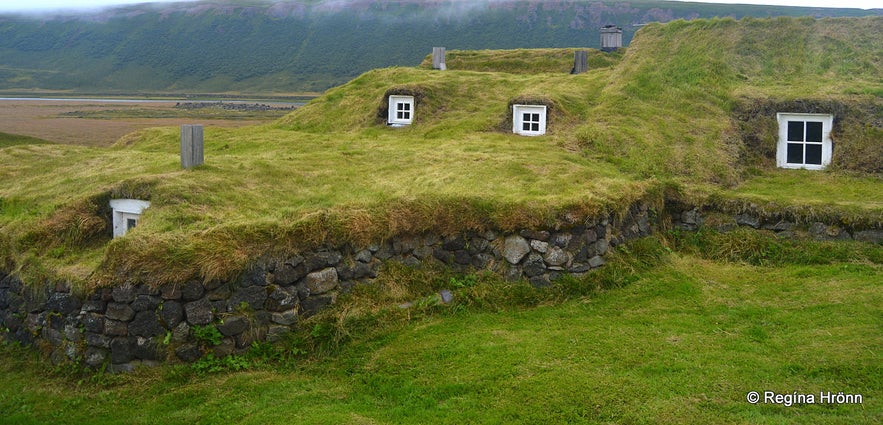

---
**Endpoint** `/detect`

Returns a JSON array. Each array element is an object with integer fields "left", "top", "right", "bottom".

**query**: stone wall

[
  {"left": 3, "top": 200, "right": 881, "bottom": 371},
  {"left": 671, "top": 204, "right": 883, "bottom": 244},
  {"left": 0, "top": 203, "right": 655, "bottom": 371},
  {"left": 4, "top": 199, "right": 882, "bottom": 371}
]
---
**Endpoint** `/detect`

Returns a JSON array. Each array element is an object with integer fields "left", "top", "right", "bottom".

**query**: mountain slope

[{"left": 0, "top": 0, "right": 880, "bottom": 94}]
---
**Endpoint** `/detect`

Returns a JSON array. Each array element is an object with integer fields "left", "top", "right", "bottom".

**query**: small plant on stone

[
  {"left": 191, "top": 325, "right": 223, "bottom": 347},
  {"left": 235, "top": 301, "right": 251, "bottom": 313}
]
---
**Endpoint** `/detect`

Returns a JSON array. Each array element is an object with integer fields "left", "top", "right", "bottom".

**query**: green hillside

[
  {"left": 0, "top": 16, "right": 881, "bottom": 292},
  {"left": 0, "top": 0, "right": 879, "bottom": 94},
  {"left": 580, "top": 16, "right": 883, "bottom": 182}
]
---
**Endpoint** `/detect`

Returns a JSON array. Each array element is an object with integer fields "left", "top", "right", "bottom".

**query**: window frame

[
  {"left": 109, "top": 199, "right": 150, "bottom": 238},
  {"left": 512, "top": 104, "right": 547, "bottom": 136},
  {"left": 776, "top": 112, "right": 833, "bottom": 170},
  {"left": 388, "top": 95, "right": 415, "bottom": 126}
]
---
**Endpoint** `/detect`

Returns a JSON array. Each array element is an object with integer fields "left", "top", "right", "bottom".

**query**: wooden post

[
  {"left": 432, "top": 47, "right": 446, "bottom": 70},
  {"left": 180, "top": 124, "right": 204, "bottom": 169},
  {"left": 572, "top": 50, "right": 588, "bottom": 74}
]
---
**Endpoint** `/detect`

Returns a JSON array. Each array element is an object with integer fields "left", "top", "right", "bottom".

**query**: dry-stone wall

[
  {"left": 671, "top": 205, "right": 883, "bottom": 244},
  {"left": 5, "top": 201, "right": 879, "bottom": 371},
  {"left": 0, "top": 203, "right": 654, "bottom": 371}
]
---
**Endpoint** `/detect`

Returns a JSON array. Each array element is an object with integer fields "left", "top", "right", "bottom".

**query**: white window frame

[
  {"left": 776, "top": 113, "right": 833, "bottom": 170},
  {"left": 109, "top": 199, "right": 150, "bottom": 238},
  {"left": 512, "top": 104, "right": 547, "bottom": 136},
  {"left": 388, "top": 95, "right": 415, "bottom": 126}
]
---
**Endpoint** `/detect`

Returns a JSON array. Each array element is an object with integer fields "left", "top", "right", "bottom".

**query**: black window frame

[{"left": 785, "top": 120, "right": 825, "bottom": 166}]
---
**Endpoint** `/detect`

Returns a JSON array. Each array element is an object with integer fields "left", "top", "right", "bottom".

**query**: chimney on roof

[
  {"left": 600, "top": 25, "right": 622, "bottom": 52},
  {"left": 432, "top": 47, "right": 446, "bottom": 70}
]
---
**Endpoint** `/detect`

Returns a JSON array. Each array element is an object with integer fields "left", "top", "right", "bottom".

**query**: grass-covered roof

[{"left": 0, "top": 16, "right": 880, "bottom": 290}]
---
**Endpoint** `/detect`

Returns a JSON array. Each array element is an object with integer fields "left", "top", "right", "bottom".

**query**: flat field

[{"left": 0, "top": 99, "right": 292, "bottom": 146}]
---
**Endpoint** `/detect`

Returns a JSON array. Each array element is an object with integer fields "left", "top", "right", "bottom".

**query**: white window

[
  {"left": 512, "top": 105, "right": 547, "bottom": 136},
  {"left": 109, "top": 199, "right": 150, "bottom": 238},
  {"left": 388, "top": 95, "right": 415, "bottom": 126},
  {"left": 776, "top": 113, "right": 833, "bottom": 170}
]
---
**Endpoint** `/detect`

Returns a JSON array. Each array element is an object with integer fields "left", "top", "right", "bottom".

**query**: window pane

[
  {"left": 532, "top": 123, "right": 539, "bottom": 131},
  {"left": 786, "top": 143, "right": 803, "bottom": 164},
  {"left": 523, "top": 123, "right": 531, "bottom": 131},
  {"left": 126, "top": 218, "right": 137, "bottom": 230},
  {"left": 531, "top": 113, "right": 539, "bottom": 122},
  {"left": 523, "top": 113, "right": 531, "bottom": 122},
  {"left": 403, "top": 112, "right": 410, "bottom": 119},
  {"left": 404, "top": 103, "right": 410, "bottom": 111},
  {"left": 397, "top": 111, "right": 404, "bottom": 119},
  {"left": 787, "top": 121, "right": 804, "bottom": 142},
  {"left": 805, "top": 144, "right": 822, "bottom": 165},
  {"left": 806, "top": 121, "right": 823, "bottom": 142}
]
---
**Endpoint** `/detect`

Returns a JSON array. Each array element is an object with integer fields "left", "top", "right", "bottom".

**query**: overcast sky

[{"left": 0, "top": 0, "right": 878, "bottom": 13}]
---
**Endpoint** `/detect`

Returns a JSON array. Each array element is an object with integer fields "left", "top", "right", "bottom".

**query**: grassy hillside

[
  {"left": 577, "top": 16, "right": 883, "bottom": 183},
  {"left": 0, "top": 17, "right": 881, "bottom": 291},
  {"left": 0, "top": 0, "right": 879, "bottom": 94}
]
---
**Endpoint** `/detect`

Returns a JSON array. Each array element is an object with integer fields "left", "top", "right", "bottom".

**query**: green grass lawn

[{"left": 1, "top": 247, "right": 879, "bottom": 424}]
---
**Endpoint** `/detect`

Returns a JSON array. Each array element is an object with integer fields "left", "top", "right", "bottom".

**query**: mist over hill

[{"left": 0, "top": 0, "right": 879, "bottom": 94}]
